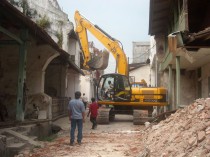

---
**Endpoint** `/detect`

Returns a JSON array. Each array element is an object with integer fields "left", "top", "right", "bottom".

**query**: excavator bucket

[{"left": 87, "top": 50, "right": 109, "bottom": 70}]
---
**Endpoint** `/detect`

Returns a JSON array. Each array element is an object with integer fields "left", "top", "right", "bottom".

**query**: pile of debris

[{"left": 142, "top": 98, "right": 210, "bottom": 157}]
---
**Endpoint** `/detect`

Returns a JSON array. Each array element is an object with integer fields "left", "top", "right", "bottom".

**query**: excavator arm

[{"left": 74, "top": 10, "right": 128, "bottom": 76}]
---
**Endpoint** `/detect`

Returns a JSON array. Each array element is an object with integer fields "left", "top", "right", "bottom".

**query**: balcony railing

[{"left": 52, "top": 97, "right": 69, "bottom": 118}]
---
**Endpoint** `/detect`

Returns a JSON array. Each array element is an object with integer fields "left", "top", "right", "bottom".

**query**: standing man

[
  {"left": 81, "top": 93, "right": 88, "bottom": 110},
  {"left": 68, "top": 91, "right": 85, "bottom": 146},
  {"left": 87, "top": 98, "right": 99, "bottom": 129}
]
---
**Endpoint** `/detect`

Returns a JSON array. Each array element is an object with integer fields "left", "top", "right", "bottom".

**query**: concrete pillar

[
  {"left": 176, "top": 56, "right": 181, "bottom": 109},
  {"left": 16, "top": 29, "right": 28, "bottom": 121},
  {"left": 155, "top": 56, "right": 158, "bottom": 87},
  {"left": 41, "top": 71, "right": 45, "bottom": 93},
  {"left": 48, "top": 97, "right": 52, "bottom": 124},
  {"left": 168, "top": 64, "right": 173, "bottom": 110},
  {"left": 0, "top": 135, "right": 6, "bottom": 157}
]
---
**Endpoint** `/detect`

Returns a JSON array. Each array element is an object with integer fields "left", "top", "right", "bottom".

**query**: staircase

[{"left": 0, "top": 126, "right": 42, "bottom": 157}]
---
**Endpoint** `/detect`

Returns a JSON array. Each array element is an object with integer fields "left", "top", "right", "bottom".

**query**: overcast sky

[{"left": 58, "top": 0, "right": 150, "bottom": 73}]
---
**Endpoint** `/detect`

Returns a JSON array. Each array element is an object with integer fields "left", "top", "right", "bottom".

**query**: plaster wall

[
  {"left": 80, "top": 75, "right": 94, "bottom": 102},
  {"left": 0, "top": 40, "right": 57, "bottom": 118},
  {"left": 45, "top": 65, "right": 62, "bottom": 97},
  {"left": 149, "top": 37, "right": 157, "bottom": 68},
  {"left": 159, "top": 71, "right": 169, "bottom": 88},
  {"left": 75, "top": 42, "right": 81, "bottom": 68},
  {"left": 63, "top": 22, "right": 74, "bottom": 52},
  {"left": 155, "top": 56, "right": 210, "bottom": 108},
  {"left": 132, "top": 42, "right": 150, "bottom": 63},
  {"left": 66, "top": 69, "right": 81, "bottom": 99},
  {"left": 0, "top": 46, "right": 19, "bottom": 118},
  {"left": 28, "top": 0, "right": 71, "bottom": 39},
  {"left": 27, "top": 0, "right": 82, "bottom": 97},
  {"left": 73, "top": 73, "right": 81, "bottom": 94},
  {"left": 0, "top": 46, "right": 19, "bottom": 96},
  {"left": 0, "top": 14, "right": 61, "bottom": 118},
  {"left": 160, "top": 70, "right": 196, "bottom": 107},
  {"left": 202, "top": 62, "right": 210, "bottom": 98},
  {"left": 160, "top": 70, "right": 176, "bottom": 110},
  {"left": 27, "top": 41, "right": 56, "bottom": 94},
  {"left": 68, "top": 38, "right": 76, "bottom": 56},
  {"left": 27, "top": 0, "right": 79, "bottom": 65},
  {"left": 150, "top": 68, "right": 156, "bottom": 87},
  {"left": 129, "top": 65, "right": 151, "bottom": 86},
  {"left": 67, "top": 39, "right": 80, "bottom": 67},
  {"left": 60, "top": 65, "right": 67, "bottom": 97},
  {"left": 179, "top": 71, "right": 196, "bottom": 105}
]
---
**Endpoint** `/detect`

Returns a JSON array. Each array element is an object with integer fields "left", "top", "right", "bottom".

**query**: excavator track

[
  {"left": 133, "top": 110, "right": 153, "bottom": 125},
  {"left": 97, "top": 108, "right": 110, "bottom": 124}
]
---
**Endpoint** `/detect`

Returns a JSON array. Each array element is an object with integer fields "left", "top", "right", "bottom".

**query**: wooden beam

[
  {"left": 183, "top": 0, "right": 189, "bottom": 31},
  {"left": 0, "top": 40, "right": 18, "bottom": 45},
  {"left": 153, "top": 0, "right": 170, "bottom": 10},
  {"left": 176, "top": 56, "right": 181, "bottom": 109},
  {"left": 0, "top": 25, "right": 23, "bottom": 44}
]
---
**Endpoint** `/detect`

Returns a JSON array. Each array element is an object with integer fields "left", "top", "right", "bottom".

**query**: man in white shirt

[{"left": 81, "top": 93, "right": 88, "bottom": 110}]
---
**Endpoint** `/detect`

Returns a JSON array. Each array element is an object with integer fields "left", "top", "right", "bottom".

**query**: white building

[
  {"left": 129, "top": 64, "right": 151, "bottom": 86},
  {"left": 129, "top": 41, "right": 151, "bottom": 86},
  {"left": 132, "top": 42, "right": 150, "bottom": 63},
  {"left": 25, "top": 0, "right": 82, "bottom": 98}
]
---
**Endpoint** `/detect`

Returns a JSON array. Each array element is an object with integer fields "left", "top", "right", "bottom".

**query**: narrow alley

[{"left": 1, "top": 0, "right": 210, "bottom": 157}]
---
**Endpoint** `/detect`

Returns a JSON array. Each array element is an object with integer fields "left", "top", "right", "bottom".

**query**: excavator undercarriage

[{"left": 97, "top": 105, "right": 154, "bottom": 125}]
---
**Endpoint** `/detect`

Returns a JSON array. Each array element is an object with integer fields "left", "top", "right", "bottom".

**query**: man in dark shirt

[{"left": 87, "top": 98, "right": 99, "bottom": 129}]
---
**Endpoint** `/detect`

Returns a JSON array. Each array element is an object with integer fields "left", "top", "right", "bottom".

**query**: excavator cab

[{"left": 97, "top": 73, "right": 131, "bottom": 102}]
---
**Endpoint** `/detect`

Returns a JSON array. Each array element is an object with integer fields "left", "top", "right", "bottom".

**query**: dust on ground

[
  {"left": 19, "top": 115, "right": 145, "bottom": 157},
  {"left": 17, "top": 98, "right": 210, "bottom": 157}
]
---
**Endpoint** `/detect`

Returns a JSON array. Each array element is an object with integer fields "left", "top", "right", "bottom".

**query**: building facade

[
  {"left": 132, "top": 42, "right": 150, "bottom": 63},
  {"left": 1, "top": 0, "right": 83, "bottom": 121},
  {"left": 149, "top": 0, "right": 210, "bottom": 110}
]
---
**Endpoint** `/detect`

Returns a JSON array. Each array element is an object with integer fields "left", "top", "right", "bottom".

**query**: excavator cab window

[{"left": 97, "top": 74, "right": 131, "bottom": 102}]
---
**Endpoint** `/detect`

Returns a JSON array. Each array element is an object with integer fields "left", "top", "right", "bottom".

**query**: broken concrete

[
  {"left": 0, "top": 123, "right": 53, "bottom": 157},
  {"left": 0, "top": 135, "right": 6, "bottom": 157},
  {"left": 87, "top": 50, "right": 109, "bottom": 70},
  {"left": 142, "top": 98, "right": 210, "bottom": 156},
  {"left": 4, "top": 130, "right": 42, "bottom": 147}
]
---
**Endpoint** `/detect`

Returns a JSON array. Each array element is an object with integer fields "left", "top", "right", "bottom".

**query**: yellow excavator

[{"left": 75, "top": 11, "right": 168, "bottom": 124}]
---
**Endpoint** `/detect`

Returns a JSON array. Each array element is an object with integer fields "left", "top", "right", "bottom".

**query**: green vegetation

[
  {"left": 58, "top": 20, "right": 64, "bottom": 26},
  {"left": 9, "top": 0, "right": 37, "bottom": 17},
  {"left": 36, "top": 15, "right": 51, "bottom": 30},
  {"left": 55, "top": 31, "right": 63, "bottom": 47},
  {"left": 9, "top": 0, "right": 19, "bottom": 6}
]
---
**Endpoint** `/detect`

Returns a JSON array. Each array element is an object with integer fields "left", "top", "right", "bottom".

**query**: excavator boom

[{"left": 74, "top": 10, "right": 128, "bottom": 75}]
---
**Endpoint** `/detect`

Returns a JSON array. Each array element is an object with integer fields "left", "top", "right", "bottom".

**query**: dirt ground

[
  {"left": 20, "top": 114, "right": 146, "bottom": 157},
  {"left": 16, "top": 98, "right": 210, "bottom": 157}
]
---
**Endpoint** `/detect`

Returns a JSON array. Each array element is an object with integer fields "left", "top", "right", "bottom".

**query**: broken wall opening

[
  {"left": 0, "top": 45, "right": 19, "bottom": 121},
  {"left": 44, "top": 56, "right": 68, "bottom": 118}
]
